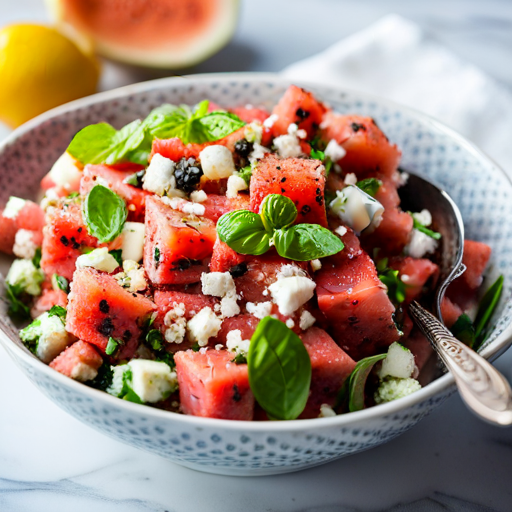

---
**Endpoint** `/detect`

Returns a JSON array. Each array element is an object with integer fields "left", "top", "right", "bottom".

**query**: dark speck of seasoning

[
  {"left": 351, "top": 122, "right": 366, "bottom": 132},
  {"left": 60, "top": 235, "right": 69, "bottom": 247},
  {"left": 348, "top": 316, "right": 359, "bottom": 324},
  {"left": 232, "top": 384, "right": 242, "bottom": 402},
  {"left": 300, "top": 205, "right": 311, "bottom": 215},
  {"left": 280, "top": 177, "right": 286, "bottom": 183},
  {"left": 296, "top": 108, "right": 310, "bottom": 120},
  {"left": 98, "top": 317, "right": 114, "bottom": 337},
  {"left": 276, "top": 166, "right": 281, "bottom": 170},
  {"left": 123, "top": 330, "right": 132, "bottom": 342},
  {"left": 229, "top": 262, "right": 248, "bottom": 278},
  {"left": 99, "top": 299, "right": 110, "bottom": 314},
  {"left": 352, "top": 300, "right": 359, "bottom": 306},
  {"left": 281, "top": 188, "right": 286, "bottom": 193}
]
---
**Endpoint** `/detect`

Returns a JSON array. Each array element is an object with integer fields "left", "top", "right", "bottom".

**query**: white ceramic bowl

[{"left": 1, "top": 73, "right": 511, "bottom": 476}]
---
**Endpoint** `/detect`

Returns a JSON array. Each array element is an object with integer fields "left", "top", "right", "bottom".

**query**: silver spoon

[{"left": 399, "top": 172, "right": 512, "bottom": 426}]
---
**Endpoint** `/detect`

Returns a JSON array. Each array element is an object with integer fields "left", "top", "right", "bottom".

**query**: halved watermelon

[
  {"left": 250, "top": 155, "right": 327, "bottom": 227},
  {"left": 174, "top": 349, "right": 254, "bottom": 420},
  {"left": 66, "top": 268, "right": 155, "bottom": 358},
  {"left": 49, "top": 339, "right": 103, "bottom": 381}
]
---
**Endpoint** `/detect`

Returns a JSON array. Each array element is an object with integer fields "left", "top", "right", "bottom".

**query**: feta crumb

[
  {"left": 120, "top": 221, "right": 145, "bottom": 262},
  {"left": 226, "top": 174, "right": 248, "bottom": 199},
  {"left": 143, "top": 154, "right": 183, "bottom": 197},
  {"left": 201, "top": 272, "right": 236, "bottom": 297},
  {"left": 220, "top": 294, "right": 240, "bottom": 318},
  {"left": 325, "top": 139, "right": 347, "bottom": 162},
  {"left": 13, "top": 229, "right": 37, "bottom": 259},
  {"left": 397, "top": 171, "right": 409, "bottom": 186},
  {"left": 335, "top": 225, "right": 348, "bottom": 237},
  {"left": 411, "top": 209, "right": 433, "bottom": 227},
  {"left": 406, "top": 229, "right": 438, "bottom": 258},
  {"left": 310, "top": 259, "right": 322, "bottom": 272},
  {"left": 164, "top": 303, "right": 186, "bottom": 322},
  {"left": 248, "top": 143, "right": 270, "bottom": 163},
  {"left": 190, "top": 190, "right": 207, "bottom": 203},
  {"left": 49, "top": 151, "right": 82, "bottom": 190},
  {"left": 299, "top": 310, "right": 316, "bottom": 330},
  {"left": 287, "top": 123, "right": 307, "bottom": 139},
  {"left": 122, "top": 260, "right": 147, "bottom": 292},
  {"left": 379, "top": 342, "right": 416, "bottom": 379},
  {"left": 343, "top": 173, "right": 357, "bottom": 186},
  {"left": 160, "top": 196, "right": 205, "bottom": 216},
  {"left": 319, "top": 404, "right": 337, "bottom": 418},
  {"left": 6, "top": 258, "right": 44, "bottom": 296},
  {"left": 285, "top": 318, "right": 295, "bottom": 329},
  {"left": 263, "top": 114, "right": 278, "bottom": 129},
  {"left": 215, "top": 344, "right": 224, "bottom": 351},
  {"left": 245, "top": 121, "right": 263, "bottom": 144},
  {"left": 187, "top": 307, "right": 222, "bottom": 347},
  {"left": 163, "top": 302, "right": 187, "bottom": 344},
  {"left": 2, "top": 197, "right": 26, "bottom": 219},
  {"left": 226, "top": 329, "right": 250, "bottom": 357},
  {"left": 76, "top": 247, "right": 119, "bottom": 273},
  {"left": 199, "top": 145, "right": 236, "bottom": 180},
  {"left": 273, "top": 134, "right": 303, "bottom": 158},
  {"left": 128, "top": 359, "right": 178, "bottom": 403},
  {"left": 401, "top": 274, "right": 411, "bottom": 284},
  {"left": 262, "top": 289, "right": 269, "bottom": 296},
  {"left": 276, "top": 264, "right": 306, "bottom": 279},
  {"left": 70, "top": 362, "right": 99, "bottom": 382},
  {"left": 268, "top": 276, "right": 316, "bottom": 316},
  {"left": 246, "top": 301, "right": 272, "bottom": 319}
]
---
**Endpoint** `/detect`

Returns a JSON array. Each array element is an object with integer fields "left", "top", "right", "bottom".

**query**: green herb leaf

[
  {"left": 146, "top": 329, "right": 164, "bottom": 351},
  {"left": 48, "top": 305, "right": 67, "bottom": 322},
  {"left": 191, "top": 342, "right": 200, "bottom": 352},
  {"left": 450, "top": 313, "right": 476, "bottom": 348},
  {"left": 217, "top": 210, "right": 271, "bottom": 255},
  {"left": 338, "top": 353, "right": 387, "bottom": 412},
  {"left": 83, "top": 185, "right": 128, "bottom": 243},
  {"left": 32, "top": 247, "right": 42, "bottom": 268},
  {"left": 5, "top": 283, "right": 30, "bottom": 321},
  {"left": 474, "top": 275, "right": 504, "bottom": 349},
  {"left": 123, "top": 170, "right": 145, "bottom": 188},
  {"left": 260, "top": 194, "right": 297, "bottom": 231},
  {"left": 238, "top": 166, "right": 253, "bottom": 186},
  {"left": 409, "top": 213, "right": 442, "bottom": 240},
  {"left": 273, "top": 224, "right": 344, "bottom": 261},
  {"left": 310, "top": 148, "right": 325, "bottom": 161},
  {"left": 378, "top": 268, "right": 406, "bottom": 304},
  {"left": 67, "top": 123, "right": 118, "bottom": 165},
  {"left": 123, "top": 388, "right": 143, "bottom": 404},
  {"left": 88, "top": 362, "right": 113, "bottom": 391},
  {"left": 248, "top": 317, "right": 311, "bottom": 420},
  {"left": 196, "top": 111, "right": 246, "bottom": 142},
  {"left": 53, "top": 274, "right": 69, "bottom": 293},
  {"left": 154, "top": 247, "right": 161, "bottom": 267},
  {"left": 356, "top": 178, "right": 382, "bottom": 197},
  {"left": 105, "top": 337, "right": 121, "bottom": 356},
  {"left": 232, "top": 353, "right": 247, "bottom": 365},
  {"left": 109, "top": 249, "right": 123, "bottom": 267}
]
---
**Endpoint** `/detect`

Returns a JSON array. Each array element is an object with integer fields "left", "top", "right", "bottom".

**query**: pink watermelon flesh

[
  {"left": 50, "top": 340, "right": 103, "bottom": 379},
  {"left": 389, "top": 256, "right": 439, "bottom": 303}
]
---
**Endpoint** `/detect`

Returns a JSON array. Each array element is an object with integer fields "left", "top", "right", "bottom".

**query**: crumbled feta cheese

[
  {"left": 120, "top": 221, "right": 145, "bottom": 262},
  {"left": 299, "top": 310, "right": 316, "bottom": 330},
  {"left": 319, "top": 404, "right": 337, "bottom": 418},
  {"left": 19, "top": 312, "right": 70, "bottom": 363},
  {"left": 273, "top": 134, "right": 302, "bottom": 158},
  {"left": 201, "top": 272, "right": 236, "bottom": 297},
  {"left": 160, "top": 196, "right": 205, "bottom": 216},
  {"left": 412, "top": 209, "right": 433, "bottom": 227},
  {"left": 6, "top": 258, "right": 44, "bottom": 296},
  {"left": 325, "top": 139, "right": 347, "bottom": 162},
  {"left": 164, "top": 303, "right": 186, "bottom": 322},
  {"left": 187, "top": 307, "right": 222, "bottom": 347},
  {"left": 276, "top": 264, "right": 306, "bottom": 279},
  {"left": 143, "top": 154, "right": 183, "bottom": 197},
  {"left": 226, "top": 174, "right": 248, "bottom": 199},
  {"left": 220, "top": 294, "right": 240, "bottom": 318},
  {"left": 49, "top": 151, "right": 82, "bottom": 190},
  {"left": 128, "top": 359, "right": 178, "bottom": 403},
  {"left": 335, "top": 225, "right": 348, "bottom": 237},
  {"left": 2, "top": 197, "right": 26, "bottom": 219},
  {"left": 190, "top": 190, "right": 207, "bottom": 203},
  {"left": 401, "top": 274, "right": 411, "bottom": 284},
  {"left": 248, "top": 143, "right": 270, "bottom": 163},
  {"left": 121, "top": 260, "right": 147, "bottom": 292},
  {"left": 343, "top": 173, "right": 357, "bottom": 186},
  {"left": 268, "top": 276, "right": 316, "bottom": 316},
  {"left": 374, "top": 377, "right": 421, "bottom": 404},
  {"left": 287, "top": 123, "right": 307, "bottom": 139},
  {"left": 13, "top": 229, "right": 37, "bottom": 259},
  {"left": 285, "top": 318, "right": 295, "bottom": 329},
  {"left": 215, "top": 344, "right": 223, "bottom": 351},
  {"left": 310, "top": 259, "right": 322, "bottom": 272},
  {"left": 163, "top": 302, "right": 187, "bottom": 344},
  {"left": 76, "top": 247, "right": 119, "bottom": 273},
  {"left": 70, "top": 362, "right": 99, "bottom": 382},
  {"left": 199, "top": 145, "right": 236, "bottom": 180},
  {"left": 263, "top": 114, "right": 278, "bottom": 129},
  {"left": 246, "top": 301, "right": 273, "bottom": 319},
  {"left": 378, "top": 342, "right": 416, "bottom": 379},
  {"left": 245, "top": 121, "right": 263, "bottom": 144},
  {"left": 406, "top": 229, "right": 438, "bottom": 259},
  {"left": 397, "top": 171, "right": 409, "bottom": 186},
  {"left": 226, "top": 329, "right": 250, "bottom": 357}
]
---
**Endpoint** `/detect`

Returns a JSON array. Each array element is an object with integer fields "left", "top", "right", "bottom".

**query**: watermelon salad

[{"left": 1, "top": 85, "right": 503, "bottom": 421}]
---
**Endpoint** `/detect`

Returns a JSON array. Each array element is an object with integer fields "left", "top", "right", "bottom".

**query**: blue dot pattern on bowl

[{"left": 0, "top": 76, "right": 510, "bottom": 475}]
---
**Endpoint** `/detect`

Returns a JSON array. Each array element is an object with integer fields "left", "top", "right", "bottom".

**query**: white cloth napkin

[{"left": 282, "top": 14, "right": 512, "bottom": 174}]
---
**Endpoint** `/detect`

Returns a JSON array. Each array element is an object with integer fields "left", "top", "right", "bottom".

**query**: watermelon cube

[
  {"left": 230, "top": 106, "right": 270, "bottom": 124},
  {"left": 144, "top": 196, "right": 216, "bottom": 285},
  {"left": 66, "top": 268, "right": 155, "bottom": 358},
  {"left": 440, "top": 297, "right": 463, "bottom": 328},
  {"left": 389, "top": 256, "right": 439, "bottom": 303},
  {"left": 31, "top": 288, "right": 68, "bottom": 319},
  {"left": 250, "top": 155, "right": 327, "bottom": 227},
  {"left": 175, "top": 349, "right": 254, "bottom": 420},
  {"left": 299, "top": 327, "right": 356, "bottom": 418},
  {"left": 50, "top": 340, "right": 103, "bottom": 382},
  {"left": 201, "top": 193, "right": 250, "bottom": 223},
  {"left": 215, "top": 314, "right": 260, "bottom": 344},
  {"left": 210, "top": 238, "right": 246, "bottom": 273}
]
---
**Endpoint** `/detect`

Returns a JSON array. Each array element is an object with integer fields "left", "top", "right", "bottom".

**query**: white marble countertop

[{"left": 2, "top": 1, "right": 512, "bottom": 510}]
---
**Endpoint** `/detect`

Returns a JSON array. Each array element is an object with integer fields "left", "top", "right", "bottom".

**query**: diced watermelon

[
  {"left": 49, "top": 340, "right": 103, "bottom": 381},
  {"left": 403, "top": 328, "right": 434, "bottom": 375},
  {"left": 215, "top": 314, "right": 260, "bottom": 344},
  {"left": 40, "top": 202, "right": 101, "bottom": 281},
  {"left": 230, "top": 106, "right": 270, "bottom": 124},
  {"left": 80, "top": 163, "right": 149, "bottom": 222},
  {"left": 320, "top": 113, "right": 401, "bottom": 179},
  {"left": 175, "top": 349, "right": 254, "bottom": 420},
  {"left": 210, "top": 238, "right": 246, "bottom": 273},
  {"left": 299, "top": 327, "right": 356, "bottom": 418},
  {"left": 440, "top": 297, "right": 463, "bottom": 328},
  {"left": 31, "top": 288, "right": 68, "bottom": 319},
  {"left": 271, "top": 85, "right": 327, "bottom": 139},
  {"left": 315, "top": 227, "right": 399, "bottom": 360},
  {"left": 66, "top": 268, "right": 155, "bottom": 358},
  {"left": 0, "top": 200, "right": 45, "bottom": 255},
  {"left": 201, "top": 193, "right": 250, "bottom": 223},
  {"left": 250, "top": 155, "right": 327, "bottom": 227},
  {"left": 144, "top": 196, "right": 216, "bottom": 285},
  {"left": 389, "top": 256, "right": 439, "bottom": 303}
]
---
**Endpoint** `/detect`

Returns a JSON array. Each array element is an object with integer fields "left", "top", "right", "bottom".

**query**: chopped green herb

[
  {"left": 238, "top": 166, "right": 253, "bottom": 186},
  {"left": 154, "top": 247, "right": 161, "bottom": 267},
  {"left": 53, "top": 274, "right": 69, "bottom": 293},
  {"left": 48, "top": 305, "right": 67, "bottom": 322},
  {"left": 105, "top": 337, "right": 121, "bottom": 356},
  {"left": 356, "top": 178, "right": 382, "bottom": 197},
  {"left": 5, "top": 283, "right": 30, "bottom": 321},
  {"left": 409, "top": 212, "right": 441, "bottom": 240},
  {"left": 88, "top": 362, "right": 114, "bottom": 391},
  {"left": 146, "top": 329, "right": 164, "bottom": 351},
  {"left": 123, "top": 170, "right": 145, "bottom": 188},
  {"left": 378, "top": 267, "right": 406, "bottom": 304},
  {"left": 109, "top": 249, "right": 123, "bottom": 267},
  {"left": 191, "top": 343, "right": 200, "bottom": 352},
  {"left": 473, "top": 275, "right": 504, "bottom": 350},
  {"left": 231, "top": 353, "right": 247, "bottom": 365},
  {"left": 32, "top": 247, "right": 42, "bottom": 268}
]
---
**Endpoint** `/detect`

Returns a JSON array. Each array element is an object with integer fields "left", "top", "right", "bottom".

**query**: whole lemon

[{"left": 0, "top": 24, "right": 99, "bottom": 128}]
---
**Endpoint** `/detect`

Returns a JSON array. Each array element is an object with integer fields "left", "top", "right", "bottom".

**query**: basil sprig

[
  {"left": 376, "top": 258, "right": 406, "bottom": 304},
  {"left": 67, "top": 100, "right": 245, "bottom": 166},
  {"left": 248, "top": 317, "right": 311, "bottom": 420},
  {"left": 337, "top": 353, "right": 387, "bottom": 412},
  {"left": 217, "top": 194, "right": 344, "bottom": 262},
  {"left": 83, "top": 185, "right": 127, "bottom": 243},
  {"left": 356, "top": 178, "right": 382, "bottom": 197}
]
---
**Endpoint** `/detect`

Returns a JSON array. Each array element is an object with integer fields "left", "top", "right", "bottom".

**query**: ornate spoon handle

[{"left": 409, "top": 301, "right": 512, "bottom": 426}]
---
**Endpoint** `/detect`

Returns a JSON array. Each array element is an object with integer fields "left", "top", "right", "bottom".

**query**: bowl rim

[{"left": 1, "top": 71, "right": 512, "bottom": 431}]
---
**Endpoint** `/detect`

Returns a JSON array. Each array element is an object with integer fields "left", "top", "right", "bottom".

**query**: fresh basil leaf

[
  {"left": 67, "top": 123, "right": 118, "bottom": 164},
  {"left": 450, "top": 313, "right": 475, "bottom": 348},
  {"left": 196, "top": 111, "right": 245, "bottom": 142},
  {"left": 48, "top": 305, "right": 67, "bottom": 322},
  {"left": 310, "top": 148, "right": 325, "bottom": 161},
  {"left": 474, "top": 275, "right": 504, "bottom": 349},
  {"left": 378, "top": 268, "right": 406, "bottom": 304},
  {"left": 123, "top": 170, "right": 145, "bottom": 188},
  {"left": 104, "top": 120, "right": 146, "bottom": 165},
  {"left": 53, "top": 274, "right": 69, "bottom": 293},
  {"left": 238, "top": 166, "right": 253, "bottom": 186},
  {"left": 273, "top": 224, "right": 344, "bottom": 261},
  {"left": 123, "top": 388, "right": 143, "bottom": 404},
  {"left": 32, "top": 247, "right": 42, "bottom": 268},
  {"left": 217, "top": 210, "right": 272, "bottom": 255},
  {"left": 105, "top": 337, "right": 121, "bottom": 356},
  {"left": 146, "top": 329, "right": 164, "bottom": 351},
  {"left": 248, "top": 317, "right": 311, "bottom": 420},
  {"left": 83, "top": 185, "right": 128, "bottom": 243},
  {"left": 5, "top": 283, "right": 30, "bottom": 321},
  {"left": 337, "top": 353, "right": 387, "bottom": 412},
  {"left": 109, "top": 249, "right": 123, "bottom": 267},
  {"left": 356, "top": 178, "right": 382, "bottom": 198},
  {"left": 260, "top": 194, "right": 297, "bottom": 231}
]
